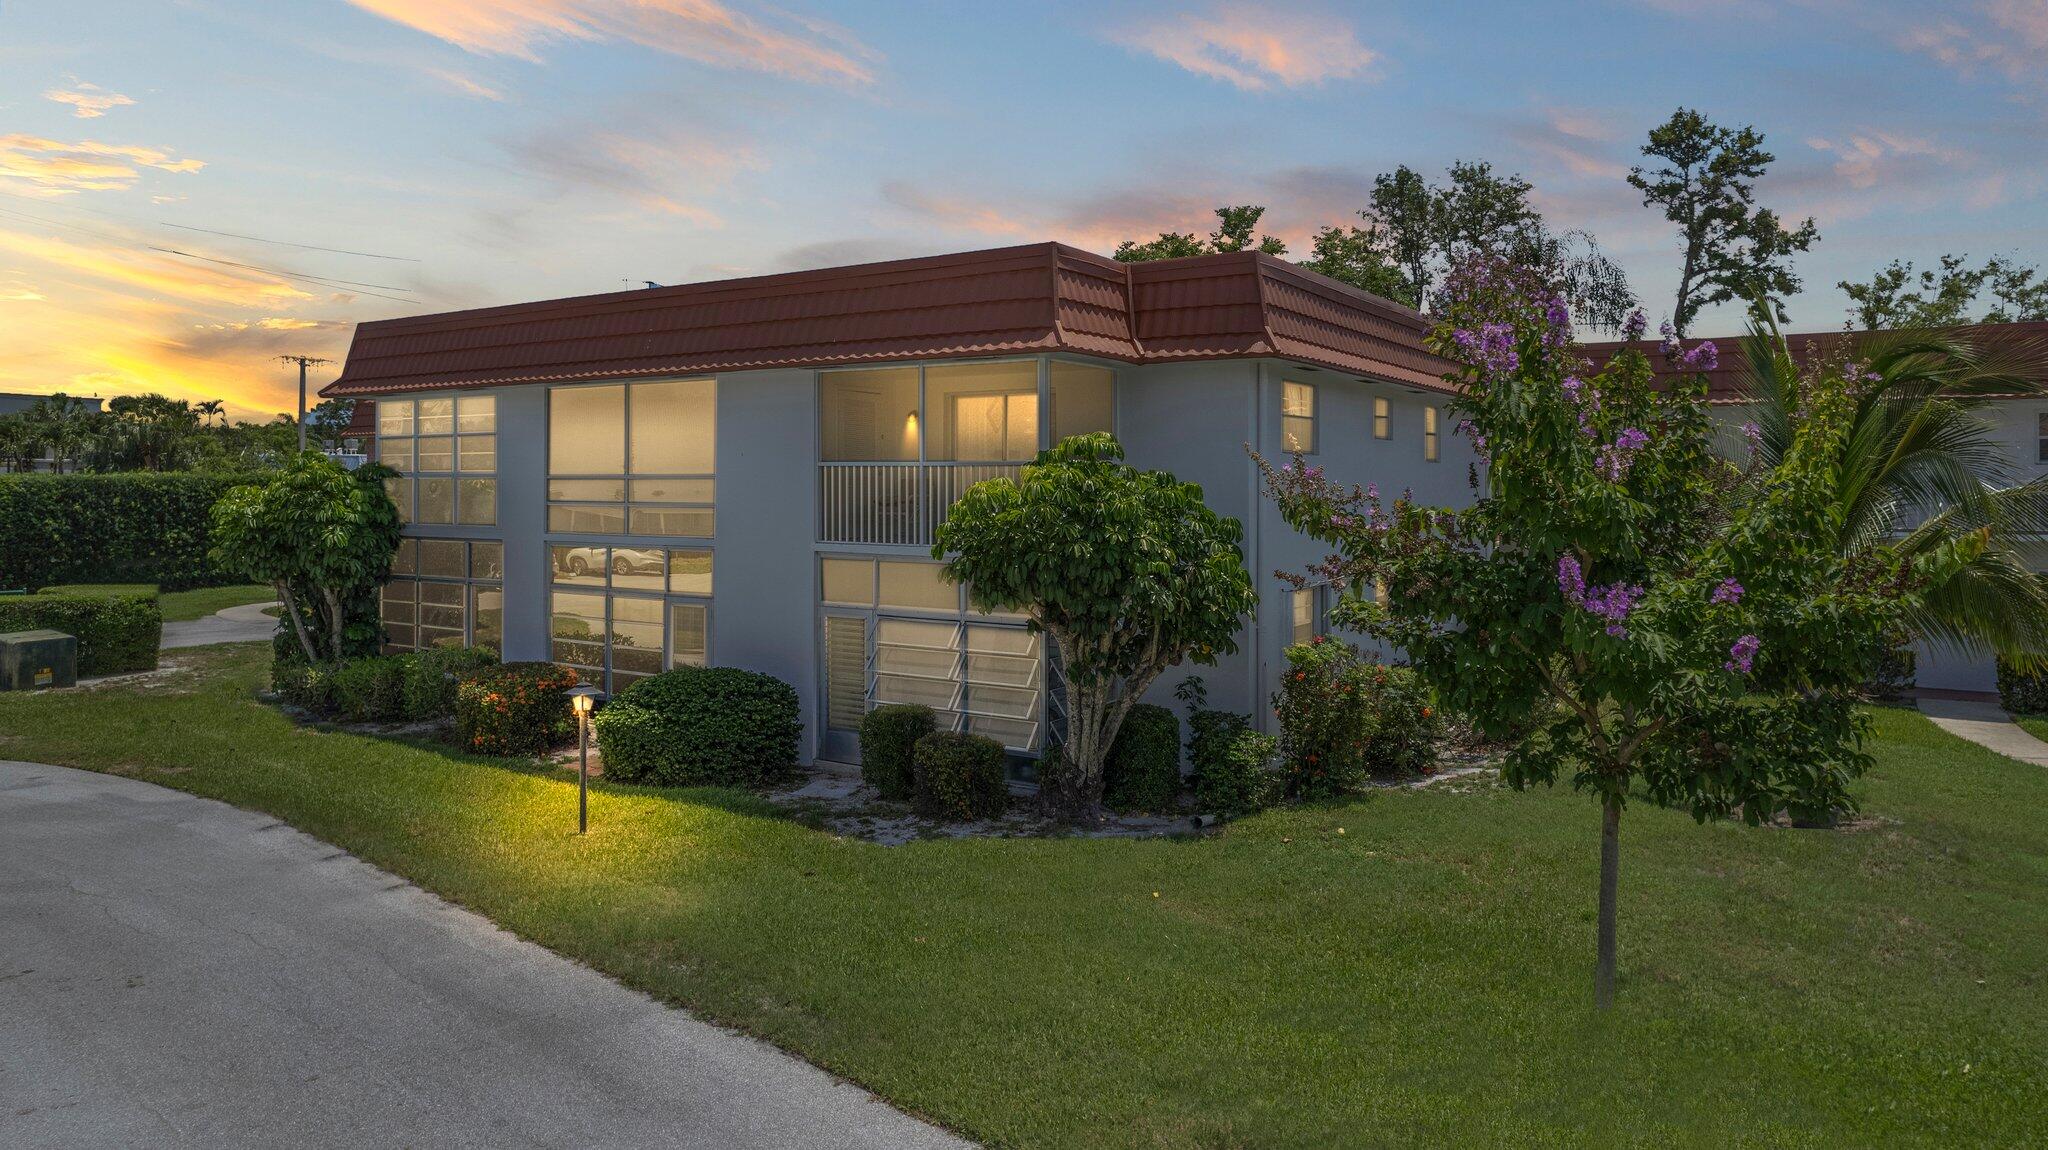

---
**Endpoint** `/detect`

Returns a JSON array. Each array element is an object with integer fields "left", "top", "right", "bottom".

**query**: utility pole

[{"left": 279, "top": 355, "right": 332, "bottom": 453}]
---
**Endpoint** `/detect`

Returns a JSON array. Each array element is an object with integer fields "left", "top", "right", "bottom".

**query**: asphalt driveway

[{"left": 0, "top": 760, "right": 969, "bottom": 1149}]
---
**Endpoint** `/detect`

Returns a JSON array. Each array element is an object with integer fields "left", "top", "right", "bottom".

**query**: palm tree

[{"left": 1736, "top": 318, "right": 2048, "bottom": 670}]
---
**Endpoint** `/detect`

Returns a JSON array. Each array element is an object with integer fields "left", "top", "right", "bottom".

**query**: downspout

[{"left": 1247, "top": 359, "right": 1266, "bottom": 724}]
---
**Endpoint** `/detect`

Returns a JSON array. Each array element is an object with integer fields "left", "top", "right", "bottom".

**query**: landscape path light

[{"left": 568, "top": 685, "right": 605, "bottom": 834}]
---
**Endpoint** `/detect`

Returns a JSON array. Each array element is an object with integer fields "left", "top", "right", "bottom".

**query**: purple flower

[
  {"left": 1596, "top": 427, "right": 1651, "bottom": 481},
  {"left": 1582, "top": 581, "right": 1644, "bottom": 631},
  {"left": 1740, "top": 421, "right": 1762, "bottom": 450},
  {"left": 1710, "top": 578, "right": 1744, "bottom": 606},
  {"left": 1557, "top": 554, "right": 1586, "bottom": 605},
  {"left": 1455, "top": 418, "right": 1489, "bottom": 454},
  {"left": 1679, "top": 340, "right": 1719, "bottom": 373},
  {"left": 1542, "top": 297, "right": 1573, "bottom": 348},
  {"left": 1452, "top": 322, "right": 1520, "bottom": 378},
  {"left": 1725, "top": 634, "right": 1760, "bottom": 674},
  {"left": 1622, "top": 309, "right": 1648, "bottom": 342},
  {"left": 1659, "top": 319, "right": 1680, "bottom": 357}
]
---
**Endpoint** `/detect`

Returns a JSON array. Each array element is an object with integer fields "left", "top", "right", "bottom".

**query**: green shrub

[
  {"left": 859, "top": 704, "right": 936, "bottom": 800},
  {"left": 0, "top": 472, "right": 260, "bottom": 591},
  {"left": 912, "top": 731, "right": 1009, "bottom": 821},
  {"left": 0, "top": 592, "right": 161, "bottom": 677},
  {"left": 330, "top": 654, "right": 413, "bottom": 722},
  {"left": 456, "top": 662, "right": 580, "bottom": 756},
  {"left": 1865, "top": 636, "right": 1916, "bottom": 702},
  {"left": 1274, "top": 638, "right": 1373, "bottom": 798},
  {"left": 1362, "top": 664, "right": 1443, "bottom": 776},
  {"left": 272, "top": 659, "right": 337, "bottom": 713},
  {"left": 1998, "top": 657, "right": 2048, "bottom": 714},
  {"left": 594, "top": 666, "right": 801, "bottom": 787},
  {"left": 1103, "top": 703, "right": 1182, "bottom": 812},
  {"left": 1193, "top": 728, "right": 1282, "bottom": 818},
  {"left": 403, "top": 645, "right": 499, "bottom": 720}
]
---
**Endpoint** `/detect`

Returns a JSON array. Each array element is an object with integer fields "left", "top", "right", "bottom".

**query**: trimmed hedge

[
  {"left": 273, "top": 660, "right": 337, "bottom": 713},
  {"left": 1, "top": 472, "right": 261, "bottom": 591},
  {"left": 456, "top": 662, "right": 580, "bottom": 756},
  {"left": 912, "top": 731, "right": 1009, "bottom": 821},
  {"left": 1103, "top": 703, "right": 1182, "bottom": 813},
  {"left": 0, "top": 592, "right": 161, "bottom": 677},
  {"left": 1998, "top": 657, "right": 2048, "bottom": 714},
  {"left": 594, "top": 666, "right": 801, "bottom": 787},
  {"left": 859, "top": 704, "right": 936, "bottom": 800},
  {"left": 331, "top": 655, "right": 410, "bottom": 722},
  {"left": 402, "top": 645, "right": 500, "bottom": 720},
  {"left": 1193, "top": 728, "right": 1282, "bottom": 818}
]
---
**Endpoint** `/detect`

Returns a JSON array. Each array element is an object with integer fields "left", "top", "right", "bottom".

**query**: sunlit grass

[{"left": 3, "top": 644, "right": 2044, "bottom": 1148}]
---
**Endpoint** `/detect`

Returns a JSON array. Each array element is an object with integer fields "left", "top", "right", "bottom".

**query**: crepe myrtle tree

[
  {"left": 934, "top": 433, "right": 1257, "bottom": 822},
  {"left": 1260, "top": 256, "right": 1974, "bottom": 1008},
  {"left": 211, "top": 451, "right": 403, "bottom": 667}
]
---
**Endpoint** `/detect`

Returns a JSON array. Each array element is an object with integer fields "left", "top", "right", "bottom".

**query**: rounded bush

[
  {"left": 1998, "top": 656, "right": 2048, "bottom": 713},
  {"left": 272, "top": 660, "right": 337, "bottom": 714},
  {"left": 331, "top": 654, "right": 412, "bottom": 722},
  {"left": 1362, "top": 664, "right": 1442, "bottom": 775},
  {"left": 593, "top": 666, "right": 800, "bottom": 787},
  {"left": 403, "top": 645, "right": 500, "bottom": 720},
  {"left": 859, "top": 704, "right": 936, "bottom": 800},
  {"left": 1193, "top": 728, "right": 1281, "bottom": 818},
  {"left": 455, "top": 661, "right": 579, "bottom": 756},
  {"left": 1103, "top": 703, "right": 1182, "bottom": 813},
  {"left": 912, "top": 731, "right": 1009, "bottom": 821}
]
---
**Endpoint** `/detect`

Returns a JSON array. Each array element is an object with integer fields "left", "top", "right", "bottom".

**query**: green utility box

[{"left": 0, "top": 629, "right": 77, "bottom": 691}]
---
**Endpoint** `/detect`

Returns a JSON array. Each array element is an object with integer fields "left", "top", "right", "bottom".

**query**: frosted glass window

[
  {"left": 471, "top": 541, "right": 503, "bottom": 580},
  {"left": 550, "top": 385, "right": 626, "bottom": 475},
  {"left": 548, "top": 505, "right": 627, "bottom": 534},
  {"left": 1282, "top": 382, "right": 1317, "bottom": 454},
  {"left": 416, "top": 478, "right": 454, "bottom": 524},
  {"left": 878, "top": 560, "right": 958, "bottom": 611},
  {"left": 627, "top": 507, "right": 714, "bottom": 538},
  {"left": 630, "top": 379, "right": 715, "bottom": 475},
  {"left": 1373, "top": 396, "right": 1391, "bottom": 439},
  {"left": 821, "top": 368, "right": 919, "bottom": 461},
  {"left": 631, "top": 479, "right": 714, "bottom": 503},
  {"left": 550, "top": 479, "right": 625, "bottom": 502},
  {"left": 416, "top": 398, "right": 454, "bottom": 436},
  {"left": 419, "top": 539, "right": 466, "bottom": 578},
  {"left": 1050, "top": 361, "right": 1115, "bottom": 442},
  {"left": 377, "top": 400, "right": 414, "bottom": 437},
  {"left": 822, "top": 558, "right": 875, "bottom": 604},
  {"left": 378, "top": 438, "right": 415, "bottom": 473},
  {"left": 1424, "top": 405, "right": 1440, "bottom": 462},
  {"left": 1292, "top": 588, "right": 1317, "bottom": 645},
  {"left": 456, "top": 394, "right": 496, "bottom": 434},
  {"left": 458, "top": 479, "right": 496, "bottom": 526},
  {"left": 670, "top": 604, "right": 707, "bottom": 667}
]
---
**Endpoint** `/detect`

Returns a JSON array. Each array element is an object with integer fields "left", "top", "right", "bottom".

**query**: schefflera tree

[
  {"left": 935, "top": 433, "right": 1257, "bottom": 823},
  {"left": 211, "top": 452, "right": 403, "bottom": 667},
  {"left": 1262, "top": 256, "right": 1975, "bottom": 1008}
]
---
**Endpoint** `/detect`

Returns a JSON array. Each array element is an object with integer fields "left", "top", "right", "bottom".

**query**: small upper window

[
  {"left": 1424, "top": 405, "right": 1440, "bottom": 462},
  {"left": 1291, "top": 587, "right": 1318, "bottom": 646},
  {"left": 1282, "top": 382, "right": 1317, "bottom": 454},
  {"left": 1373, "top": 396, "right": 1391, "bottom": 440}
]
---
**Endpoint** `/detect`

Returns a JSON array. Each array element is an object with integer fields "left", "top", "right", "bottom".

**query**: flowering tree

[{"left": 1262, "top": 257, "right": 1973, "bottom": 1008}]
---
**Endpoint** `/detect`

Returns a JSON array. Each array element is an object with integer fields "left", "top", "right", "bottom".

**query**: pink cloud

[
  {"left": 346, "top": 0, "right": 880, "bottom": 86},
  {"left": 1109, "top": 4, "right": 1380, "bottom": 92},
  {"left": 1901, "top": 0, "right": 2048, "bottom": 86},
  {"left": 43, "top": 82, "right": 137, "bottom": 119}
]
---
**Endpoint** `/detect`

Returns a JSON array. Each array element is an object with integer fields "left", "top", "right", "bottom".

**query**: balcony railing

[{"left": 820, "top": 462, "right": 1023, "bottom": 545}]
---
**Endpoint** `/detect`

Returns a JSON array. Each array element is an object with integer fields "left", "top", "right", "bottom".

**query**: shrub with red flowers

[
  {"left": 1275, "top": 639, "right": 1444, "bottom": 797},
  {"left": 1258, "top": 253, "right": 1978, "bottom": 1008},
  {"left": 454, "top": 661, "right": 580, "bottom": 757}
]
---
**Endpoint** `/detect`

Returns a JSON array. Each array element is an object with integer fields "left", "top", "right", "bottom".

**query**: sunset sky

[{"left": 2, "top": 0, "right": 2044, "bottom": 420}]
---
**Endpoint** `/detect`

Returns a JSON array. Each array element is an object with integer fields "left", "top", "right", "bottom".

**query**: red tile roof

[
  {"left": 1581, "top": 320, "right": 2048, "bottom": 402},
  {"left": 321, "top": 243, "right": 1457, "bottom": 398}
]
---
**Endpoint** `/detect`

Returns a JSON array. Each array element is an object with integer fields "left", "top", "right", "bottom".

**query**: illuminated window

[
  {"left": 1282, "top": 381, "right": 1317, "bottom": 454},
  {"left": 1291, "top": 587, "right": 1321, "bottom": 645},
  {"left": 1373, "top": 396, "right": 1391, "bottom": 440},
  {"left": 547, "top": 544, "right": 712, "bottom": 692},
  {"left": 1424, "top": 404, "right": 1440, "bottom": 462},
  {"left": 547, "top": 379, "right": 715, "bottom": 538},
  {"left": 377, "top": 395, "right": 496, "bottom": 526}
]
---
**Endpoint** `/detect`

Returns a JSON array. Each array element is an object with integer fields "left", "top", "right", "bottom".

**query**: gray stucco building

[{"left": 325, "top": 243, "right": 1475, "bottom": 765}]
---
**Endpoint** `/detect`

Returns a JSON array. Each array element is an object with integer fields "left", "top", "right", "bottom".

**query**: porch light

[{"left": 568, "top": 685, "right": 605, "bottom": 834}]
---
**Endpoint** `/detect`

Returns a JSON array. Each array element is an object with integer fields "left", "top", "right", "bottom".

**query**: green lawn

[
  {"left": 39, "top": 582, "right": 275, "bottom": 622},
  {"left": 3, "top": 645, "right": 2043, "bottom": 1148},
  {"left": 2013, "top": 714, "right": 2048, "bottom": 745}
]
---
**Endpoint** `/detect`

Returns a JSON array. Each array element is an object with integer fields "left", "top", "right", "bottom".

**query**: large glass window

[
  {"left": 1282, "top": 381, "right": 1317, "bottom": 454},
  {"left": 925, "top": 362, "right": 1038, "bottom": 462},
  {"left": 820, "top": 557, "right": 1041, "bottom": 754},
  {"left": 820, "top": 359, "right": 1117, "bottom": 463},
  {"left": 378, "top": 395, "right": 496, "bottom": 526},
  {"left": 548, "top": 543, "right": 712, "bottom": 691},
  {"left": 380, "top": 538, "right": 503, "bottom": 653},
  {"left": 548, "top": 379, "right": 715, "bottom": 538}
]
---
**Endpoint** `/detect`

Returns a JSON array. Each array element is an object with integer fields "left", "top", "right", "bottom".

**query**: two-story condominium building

[{"left": 322, "top": 242, "right": 1474, "bottom": 769}]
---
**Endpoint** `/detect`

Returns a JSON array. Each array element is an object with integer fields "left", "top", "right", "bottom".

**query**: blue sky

[{"left": 1, "top": 0, "right": 2043, "bottom": 417}]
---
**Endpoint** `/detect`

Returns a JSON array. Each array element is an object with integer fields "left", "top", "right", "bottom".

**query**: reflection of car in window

[{"left": 554, "top": 546, "right": 664, "bottom": 578}]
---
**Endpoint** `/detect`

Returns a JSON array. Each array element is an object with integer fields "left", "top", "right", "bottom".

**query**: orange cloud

[
  {"left": 44, "top": 82, "right": 138, "bottom": 119},
  {"left": 0, "top": 228, "right": 309, "bottom": 309},
  {"left": 423, "top": 67, "right": 505, "bottom": 100},
  {"left": 1110, "top": 5, "right": 1380, "bottom": 91},
  {"left": 0, "top": 134, "right": 206, "bottom": 196},
  {"left": 347, "top": 0, "right": 879, "bottom": 86}
]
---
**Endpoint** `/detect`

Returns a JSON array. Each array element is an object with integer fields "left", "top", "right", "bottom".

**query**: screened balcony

[{"left": 817, "top": 357, "right": 1115, "bottom": 546}]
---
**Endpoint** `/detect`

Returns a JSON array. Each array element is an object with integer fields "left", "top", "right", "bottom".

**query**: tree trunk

[
  {"left": 320, "top": 586, "right": 346, "bottom": 667},
  {"left": 1595, "top": 797, "right": 1622, "bottom": 1010},
  {"left": 275, "top": 581, "right": 320, "bottom": 667}
]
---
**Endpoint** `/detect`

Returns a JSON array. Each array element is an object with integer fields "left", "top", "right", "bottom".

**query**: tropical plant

[
  {"left": 1734, "top": 319, "right": 2048, "bottom": 668},
  {"left": 1261, "top": 254, "right": 1964, "bottom": 1008},
  {"left": 209, "top": 453, "right": 402, "bottom": 666},
  {"left": 934, "top": 433, "right": 1257, "bottom": 822}
]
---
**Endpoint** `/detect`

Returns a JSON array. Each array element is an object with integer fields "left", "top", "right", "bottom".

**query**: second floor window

[
  {"left": 548, "top": 379, "right": 716, "bottom": 538},
  {"left": 1290, "top": 586, "right": 1323, "bottom": 645},
  {"left": 378, "top": 395, "right": 496, "bottom": 526},
  {"left": 1424, "top": 404, "right": 1440, "bottom": 462},
  {"left": 1373, "top": 396, "right": 1391, "bottom": 440},
  {"left": 1282, "top": 381, "right": 1317, "bottom": 454}
]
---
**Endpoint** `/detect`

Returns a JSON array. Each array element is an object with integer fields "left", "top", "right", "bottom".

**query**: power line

[{"left": 155, "top": 220, "right": 420, "bottom": 263}]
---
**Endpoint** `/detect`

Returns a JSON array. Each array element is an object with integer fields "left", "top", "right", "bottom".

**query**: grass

[
  {"left": 2012, "top": 714, "right": 2048, "bottom": 744},
  {"left": 4, "top": 644, "right": 2045, "bottom": 1148},
  {"left": 38, "top": 582, "right": 275, "bottom": 622}
]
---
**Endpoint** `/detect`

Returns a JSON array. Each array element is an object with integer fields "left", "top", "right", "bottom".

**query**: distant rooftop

[
  {"left": 0, "top": 392, "right": 105, "bottom": 416},
  {"left": 1581, "top": 320, "right": 2048, "bottom": 402}
]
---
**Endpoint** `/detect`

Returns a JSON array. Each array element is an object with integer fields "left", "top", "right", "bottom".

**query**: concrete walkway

[
  {"left": 160, "top": 600, "right": 277, "bottom": 649},
  {"left": 1916, "top": 696, "right": 2048, "bottom": 767},
  {"left": 0, "top": 761, "right": 969, "bottom": 1149}
]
